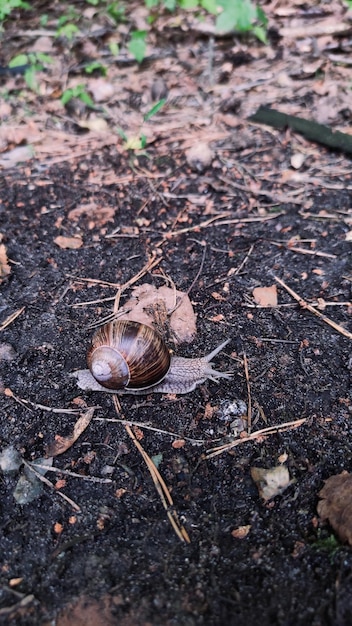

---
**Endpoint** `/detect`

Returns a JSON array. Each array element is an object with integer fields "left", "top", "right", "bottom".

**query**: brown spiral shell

[{"left": 87, "top": 320, "right": 171, "bottom": 390}]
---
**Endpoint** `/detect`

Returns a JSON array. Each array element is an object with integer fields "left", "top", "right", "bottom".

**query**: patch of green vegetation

[
  {"left": 144, "top": 0, "right": 267, "bottom": 44},
  {"left": 127, "top": 30, "right": 147, "bottom": 64},
  {"left": 0, "top": 0, "right": 30, "bottom": 24},
  {"left": 118, "top": 98, "right": 166, "bottom": 152},
  {"left": 9, "top": 52, "right": 53, "bottom": 93},
  {"left": 61, "top": 84, "right": 95, "bottom": 108},
  {"left": 55, "top": 22, "right": 80, "bottom": 40},
  {"left": 84, "top": 61, "right": 108, "bottom": 76},
  {"left": 312, "top": 532, "right": 340, "bottom": 554}
]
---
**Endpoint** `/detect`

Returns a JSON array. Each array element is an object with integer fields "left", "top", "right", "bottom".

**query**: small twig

[
  {"left": 243, "top": 353, "right": 252, "bottom": 435},
  {"left": 274, "top": 276, "right": 352, "bottom": 340},
  {"left": 31, "top": 463, "right": 112, "bottom": 483},
  {"left": 65, "top": 275, "right": 121, "bottom": 288},
  {"left": 4, "top": 389, "right": 82, "bottom": 414},
  {"left": 161, "top": 212, "right": 284, "bottom": 239},
  {"left": 203, "top": 418, "right": 307, "bottom": 460},
  {"left": 0, "top": 307, "right": 25, "bottom": 331},
  {"left": 94, "top": 416, "right": 213, "bottom": 445},
  {"left": 270, "top": 241, "right": 336, "bottom": 259},
  {"left": 23, "top": 460, "right": 81, "bottom": 512},
  {"left": 123, "top": 419, "right": 190, "bottom": 543}
]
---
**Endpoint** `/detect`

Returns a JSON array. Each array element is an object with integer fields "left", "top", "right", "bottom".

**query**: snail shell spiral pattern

[{"left": 87, "top": 320, "right": 171, "bottom": 390}]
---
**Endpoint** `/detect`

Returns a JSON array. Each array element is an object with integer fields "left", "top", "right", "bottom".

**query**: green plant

[
  {"left": 55, "top": 22, "right": 80, "bottom": 40},
  {"left": 84, "top": 61, "right": 108, "bottom": 75},
  {"left": 118, "top": 98, "right": 166, "bottom": 151},
  {"left": 61, "top": 84, "right": 95, "bottom": 108},
  {"left": 0, "top": 0, "right": 30, "bottom": 23},
  {"left": 60, "top": 85, "right": 95, "bottom": 109},
  {"left": 128, "top": 30, "right": 147, "bottom": 63},
  {"left": 144, "top": 0, "right": 267, "bottom": 43},
  {"left": 8, "top": 52, "right": 53, "bottom": 92}
]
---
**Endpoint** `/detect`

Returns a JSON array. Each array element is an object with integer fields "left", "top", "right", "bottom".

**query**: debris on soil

[{"left": 318, "top": 472, "right": 352, "bottom": 545}]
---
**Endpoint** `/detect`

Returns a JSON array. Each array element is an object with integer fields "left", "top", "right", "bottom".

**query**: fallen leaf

[
  {"left": 252, "top": 285, "right": 278, "bottom": 307},
  {"left": 46, "top": 408, "right": 94, "bottom": 457},
  {"left": 0, "top": 145, "right": 34, "bottom": 168},
  {"left": 54, "top": 235, "right": 83, "bottom": 249},
  {"left": 185, "top": 142, "right": 213, "bottom": 172},
  {"left": 317, "top": 472, "right": 352, "bottom": 545},
  {"left": 79, "top": 117, "right": 109, "bottom": 132},
  {"left": 172, "top": 439, "right": 186, "bottom": 449},
  {"left": 0, "top": 236, "right": 11, "bottom": 281},
  {"left": 68, "top": 203, "right": 115, "bottom": 227},
  {"left": 251, "top": 465, "right": 291, "bottom": 501},
  {"left": 123, "top": 283, "right": 197, "bottom": 344},
  {"left": 231, "top": 525, "right": 251, "bottom": 539}
]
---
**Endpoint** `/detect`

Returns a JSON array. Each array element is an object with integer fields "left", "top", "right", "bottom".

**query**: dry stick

[
  {"left": 31, "top": 463, "right": 112, "bottom": 484},
  {"left": 157, "top": 212, "right": 284, "bottom": 241},
  {"left": 94, "top": 416, "right": 211, "bottom": 445},
  {"left": 274, "top": 276, "right": 352, "bottom": 340},
  {"left": 269, "top": 241, "right": 336, "bottom": 259},
  {"left": 243, "top": 353, "right": 252, "bottom": 435},
  {"left": 4, "top": 389, "right": 82, "bottom": 414},
  {"left": 117, "top": 399, "right": 190, "bottom": 543},
  {"left": 0, "top": 307, "right": 25, "bottom": 331},
  {"left": 22, "top": 460, "right": 81, "bottom": 512},
  {"left": 204, "top": 418, "right": 307, "bottom": 460},
  {"left": 124, "top": 422, "right": 191, "bottom": 544}
]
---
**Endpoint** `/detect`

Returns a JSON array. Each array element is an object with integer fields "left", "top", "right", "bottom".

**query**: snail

[{"left": 73, "top": 319, "right": 232, "bottom": 395}]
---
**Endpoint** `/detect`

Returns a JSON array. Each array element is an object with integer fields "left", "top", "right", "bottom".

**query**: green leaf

[
  {"left": 85, "top": 61, "right": 107, "bottom": 75},
  {"left": 9, "top": 53, "right": 28, "bottom": 67},
  {"left": 79, "top": 90, "right": 95, "bottom": 107},
  {"left": 117, "top": 127, "right": 128, "bottom": 141},
  {"left": 200, "top": 0, "right": 219, "bottom": 14},
  {"left": 56, "top": 23, "right": 80, "bottom": 40},
  {"left": 216, "top": 0, "right": 257, "bottom": 33},
  {"left": 109, "top": 41, "right": 119, "bottom": 56},
  {"left": 179, "top": 0, "right": 199, "bottom": 8},
  {"left": 128, "top": 30, "right": 147, "bottom": 63},
  {"left": 145, "top": 0, "right": 159, "bottom": 6},
  {"left": 61, "top": 88, "right": 74, "bottom": 105},
  {"left": 107, "top": 2, "right": 125, "bottom": 22},
  {"left": 163, "top": 0, "right": 177, "bottom": 9},
  {"left": 144, "top": 98, "right": 166, "bottom": 121},
  {"left": 24, "top": 66, "right": 39, "bottom": 92},
  {"left": 34, "top": 52, "right": 54, "bottom": 65},
  {"left": 252, "top": 24, "right": 267, "bottom": 44}
]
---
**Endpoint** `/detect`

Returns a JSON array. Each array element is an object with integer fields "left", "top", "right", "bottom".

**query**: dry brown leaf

[
  {"left": 46, "top": 409, "right": 94, "bottom": 457},
  {"left": 317, "top": 472, "right": 352, "bottom": 545},
  {"left": 123, "top": 283, "right": 197, "bottom": 344},
  {"left": 251, "top": 465, "right": 291, "bottom": 501},
  {"left": 68, "top": 203, "right": 115, "bottom": 227},
  {"left": 54, "top": 235, "right": 83, "bottom": 249},
  {"left": 0, "top": 145, "right": 34, "bottom": 168},
  {"left": 231, "top": 525, "right": 251, "bottom": 539},
  {"left": 0, "top": 236, "right": 11, "bottom": 281},
  {"left": 252, "top": 285, "right": 278, "bottom": 307}
]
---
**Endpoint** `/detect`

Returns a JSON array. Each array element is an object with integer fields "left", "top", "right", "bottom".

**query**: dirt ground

[{"left": 0, "top": 1, "right": 352, "bottom": 625}]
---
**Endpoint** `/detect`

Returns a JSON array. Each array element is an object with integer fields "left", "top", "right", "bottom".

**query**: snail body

[{"left": 75, "top": 320, "right": 231, "bottom": 395}]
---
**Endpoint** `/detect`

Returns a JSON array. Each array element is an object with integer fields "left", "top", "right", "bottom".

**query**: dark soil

[
  {"left": 0, "top": 4, "right": 352, "bottom": 625},
  {"left": 1, "top": 143, "right": 351, "bottom": 626}
]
